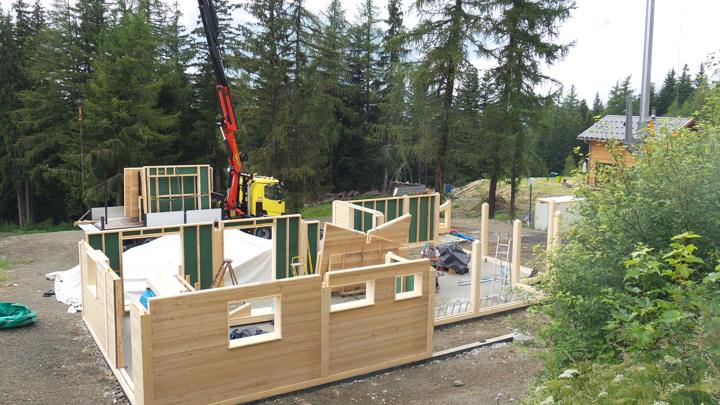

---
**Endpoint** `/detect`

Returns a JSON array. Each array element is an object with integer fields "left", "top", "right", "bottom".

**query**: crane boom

[{"left": 198, "top": 0, "right": 244, "bottom": 217}]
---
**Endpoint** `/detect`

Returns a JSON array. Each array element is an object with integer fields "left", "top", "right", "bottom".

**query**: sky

[{"left": 18, "top": 0, "right": 720, "bottom": 103}]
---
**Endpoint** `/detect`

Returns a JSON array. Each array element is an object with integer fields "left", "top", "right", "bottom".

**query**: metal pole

[
  {"left": 528, "top": 185, "right": 533, "bottom": 227},
  {"left": 639, "top": 0, "right": 655, "bottom": 129}
]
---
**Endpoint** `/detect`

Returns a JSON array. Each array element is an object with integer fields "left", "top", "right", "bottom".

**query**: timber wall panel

[
  {"left": 145, "top": 276, "right": 323, "bottom": 405},
  {"left": 318, "top": 223, "right": 403, "bottom": 274},
  {"left": 349, "top": 194, "right": 444, "bottom": 243},
  {"left": 124, "top": 168, "right": 142, "bottom": 218},
  {"left": 79, "top": 241, "right": 123, "bottom": 368},
  {"left": 326, "top": 260, "right": 433, "bottom": 375},
  {"left": 141, "top": 165, "right": 213, "bottom": 215}
]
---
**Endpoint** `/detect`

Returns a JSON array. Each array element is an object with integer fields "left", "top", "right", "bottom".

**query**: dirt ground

[
  {"left": 0, "top": 217, "right": 545, "bottom": 405},
  {"left": 0, "top": 230, "right": 127, "bottom": 405}
]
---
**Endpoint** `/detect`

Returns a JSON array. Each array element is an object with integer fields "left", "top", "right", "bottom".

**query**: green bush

[
  {"left": 536, "top": 119, "right": 720, "bottom": 365},
  {"left": 526, "top": 235, "right": 720, "bottom": 404}
]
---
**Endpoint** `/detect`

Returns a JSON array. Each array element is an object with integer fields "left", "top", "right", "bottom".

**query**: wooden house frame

[{"left": 79, "top": 197, "right": 538, "bottom": 404}]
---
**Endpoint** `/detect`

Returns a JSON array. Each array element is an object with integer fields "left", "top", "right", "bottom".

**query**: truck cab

[{"left": 243, "top": 176, "right": 285, "bottom": 217}]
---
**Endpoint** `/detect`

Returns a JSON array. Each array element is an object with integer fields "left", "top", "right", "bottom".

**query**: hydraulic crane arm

[{"left": 198, "top": 0, "right": 244, "bottom": 217}]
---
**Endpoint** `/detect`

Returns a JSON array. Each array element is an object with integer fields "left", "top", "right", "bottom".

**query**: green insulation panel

[
  {"left": 395, "top": 274, "right": 415, "bottom": 293},
  {"left": 198, "top": 225, "right": 213, "bottom": 289},
  {"left": 429, "top": 198, "right": 435, "bottom": 241},
  {"left": 408, "top": 198, "right": 419, "bottom": 243},
  {"left": 276, "top": 219, "right": 287, "bottom": 279},
  {"left": 353, "top": 209, "right": 362, "bottom": 232},
  {"left": 362, "top": 202, "right": 373, "bottom": 232},
  {"left": 386, "top": 199, "right": 397, "bottom": 221},
  {"left": 144, "top": 165, "right": 212, "bottom": 214},
  {"left": 88, "top": 234, "right": 102, "bottom": 251},
  {"left": 419, "top": 197, "right": 429, "bottom": 242},
  {"left": 103, "top": 233, "right": 121, "bottom": 275},
  {"left": 183, "top": 227, "right": 198, "bottom": 286},
  {"left": 307, "top": 222, "right": 319, "bottom": 274}
]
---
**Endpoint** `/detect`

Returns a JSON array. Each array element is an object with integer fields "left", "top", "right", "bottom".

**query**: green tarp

[{"left": 0, "top": 302, "right": 37, "bottom": 329}]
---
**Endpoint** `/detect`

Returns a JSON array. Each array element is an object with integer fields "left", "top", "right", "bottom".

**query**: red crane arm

[{"left": 198, "top": 0, "right": 244, "bottom": 217}]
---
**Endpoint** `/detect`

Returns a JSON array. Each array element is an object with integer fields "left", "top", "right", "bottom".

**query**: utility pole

[{"left": 639, "top": 0, "right": 655, "bottom": 130}]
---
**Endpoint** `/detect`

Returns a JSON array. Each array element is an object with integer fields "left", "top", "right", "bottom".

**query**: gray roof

[{"left": 577, "top": 115, "right": 694, "bottom": 143}]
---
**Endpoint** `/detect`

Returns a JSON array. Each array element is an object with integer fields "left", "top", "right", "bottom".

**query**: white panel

[
  {"left": 146, "top": 211, "right": 184, "bottom": 227},
  {"left": 91, "top": 206, "right": 125, "bottom": 220},
  {"left": 185, "top": 208, "right": 222, "bottom": 224}
]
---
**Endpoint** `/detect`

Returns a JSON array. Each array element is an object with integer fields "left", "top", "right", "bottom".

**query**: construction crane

[{"left": 198, "top": 0, "right": 285, "bottom": 221}]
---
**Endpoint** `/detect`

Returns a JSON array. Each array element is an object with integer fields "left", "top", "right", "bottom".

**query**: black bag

[{"left": 436, "top": 243, "right": 471, "bottom": 274}]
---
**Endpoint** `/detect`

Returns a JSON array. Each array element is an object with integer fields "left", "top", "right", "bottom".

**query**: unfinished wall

[
  {"left": 116, "top": 259, "right": 434, "bottom": 404},
  {"left": 121, "top": 165, "right": 215, "bottom": 219},
  {"left": 84, "top": 215, "right": 319, "bottom": 289},
  {"left": 337, "top": 194, "right": 447, "bottom": 244},
  {"left": 318, "top": 222, "right": 405, "bottom": 274},
  {"left": 79, "top": 240, "right": 123, "bottom": 368},
  {"left": 145, "top": 275, "right": 323, "bottom": 405}
]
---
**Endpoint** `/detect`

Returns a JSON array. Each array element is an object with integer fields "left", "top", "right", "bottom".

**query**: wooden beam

[
  {"left": 480, "top": 203, "right": 489, "bottom": 261},
  {"left": 511, "top": 219, "right": 521, "bottom": 286}
]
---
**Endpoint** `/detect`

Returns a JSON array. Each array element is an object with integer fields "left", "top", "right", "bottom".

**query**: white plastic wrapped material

[{"left": 48, "top": 229, "right": 273, "bottom": 310}]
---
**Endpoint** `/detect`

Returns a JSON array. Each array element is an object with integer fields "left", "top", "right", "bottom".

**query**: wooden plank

[
  {"left": 480, "top": 203, "right": 489, "bottom": 261},
  {"left": 366, "top": 214, "right": 411, "bottom": 244},
  {"left": 123, "top": 168, "right": 142, "bottom": 218},
  {"left": 511, "top": 220, "right": 521, "bottom": 286}
]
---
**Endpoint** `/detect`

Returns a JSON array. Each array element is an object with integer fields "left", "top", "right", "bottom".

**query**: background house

[{"left": 577, "top": 115, "right": 694, "bottom": 184}]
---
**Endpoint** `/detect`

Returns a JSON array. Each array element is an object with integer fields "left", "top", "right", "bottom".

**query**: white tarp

[
  {"left": 223, "top": 229, "right": 273, "bottom": 285},
  {"left": 47, "top": 229, "right": 273, "bottom": 310},
  {"left": 121, "top": 234, "right": 183, "bottom": 304}
]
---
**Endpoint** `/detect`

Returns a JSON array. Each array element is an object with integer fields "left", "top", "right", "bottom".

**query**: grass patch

[
  {"left": 299, "top": 194, "right": 390, "bottom": 219},
  {"left": 0, "top": 220, "right": 75, "bottom": 235},
  {"left": 300, "top": 202, "right": 332, "bottom": 218}
]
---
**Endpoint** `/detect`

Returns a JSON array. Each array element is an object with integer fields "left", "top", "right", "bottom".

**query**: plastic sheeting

[
  {"left": 48, "top": 229, "right": 274, "bottom": 310},
  {"left": 223, "top": 230, "right": 273, "bottom": 286}
]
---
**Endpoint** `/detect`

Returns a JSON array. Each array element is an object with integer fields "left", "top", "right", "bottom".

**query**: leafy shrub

[
  {"left": 604, "top": 233, "right": 719, "bottom": 358},
  {"left": 536, "top": 118, "right": 720, "bottom": 365},
  {"left": 526, "top": 235, "right": 720, "bottom": 404}
]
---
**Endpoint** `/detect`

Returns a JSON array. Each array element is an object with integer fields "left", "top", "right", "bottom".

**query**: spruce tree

[
  {"left": 606, "top": 76, "right": 634, "bottom": 115},
  {"left": 377, "top": 0, "right": 409, "bottom": 191},
  {"left": 655, "top": 69, "right": 676, "bottom": 116},
  {"left": 487, "top": 0, "right": 573, "bottom": 219},
  {"left": 676, "top": 63, "right": 694, "bottom": 108},
  {"left": 312, "top": 0, "right": 350, "bottom": 190},
  {"left": 84, "top": 5, "right": 177, "bottom": 205},
  {"left": 410, "top": 0, "right": 492, "bottom": 191}
]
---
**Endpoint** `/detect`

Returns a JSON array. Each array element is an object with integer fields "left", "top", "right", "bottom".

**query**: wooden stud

[
  {"left": 546, "top": 200, "right": 557, "bottom": 252},
  {"left": 470, "top": 240, "right": 481, "bottom": 314},
  {"left": 552, "top": 211, "right": 563, "bottom": 251},
  {"left": 480, "top": 202, "right": 489, "bottom": 261},
  {"left": 511, "top": 219, "right": 521, "bottom": 286}
]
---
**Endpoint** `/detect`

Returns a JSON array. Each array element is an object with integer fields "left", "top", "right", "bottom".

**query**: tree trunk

[
  {"left": 16, "top": 183, "right": 25, "bottom": 227},
  {"left": 509, "top": 131, "right": 522, "bottom": 219},
  {"left": 488, "top": 173, "right": 498, "bottom": 218},
  {"left": 25, "top": 181, "right": 32, "bottom": 224}
]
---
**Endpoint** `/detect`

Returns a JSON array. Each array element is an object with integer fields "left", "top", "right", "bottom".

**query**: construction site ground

[{"left": 0, "top": 208, "right": 548, "bottom": 404}]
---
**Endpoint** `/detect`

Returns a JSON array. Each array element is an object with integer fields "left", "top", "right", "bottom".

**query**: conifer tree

[
  {"left": 655, "top": 69, "right": 676, "bottom": 116},
  {"left": 312, "top": 0, "right": 350, "bottom": 190},
  {"left": 487, "top": 0, "right": 573, "bottom": 219},
  {"left": 84, "top": 5, "right": 177, "bottom": 205},
  {"left": 410, "top": 0, "right": 492, "bottom": 191}
]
